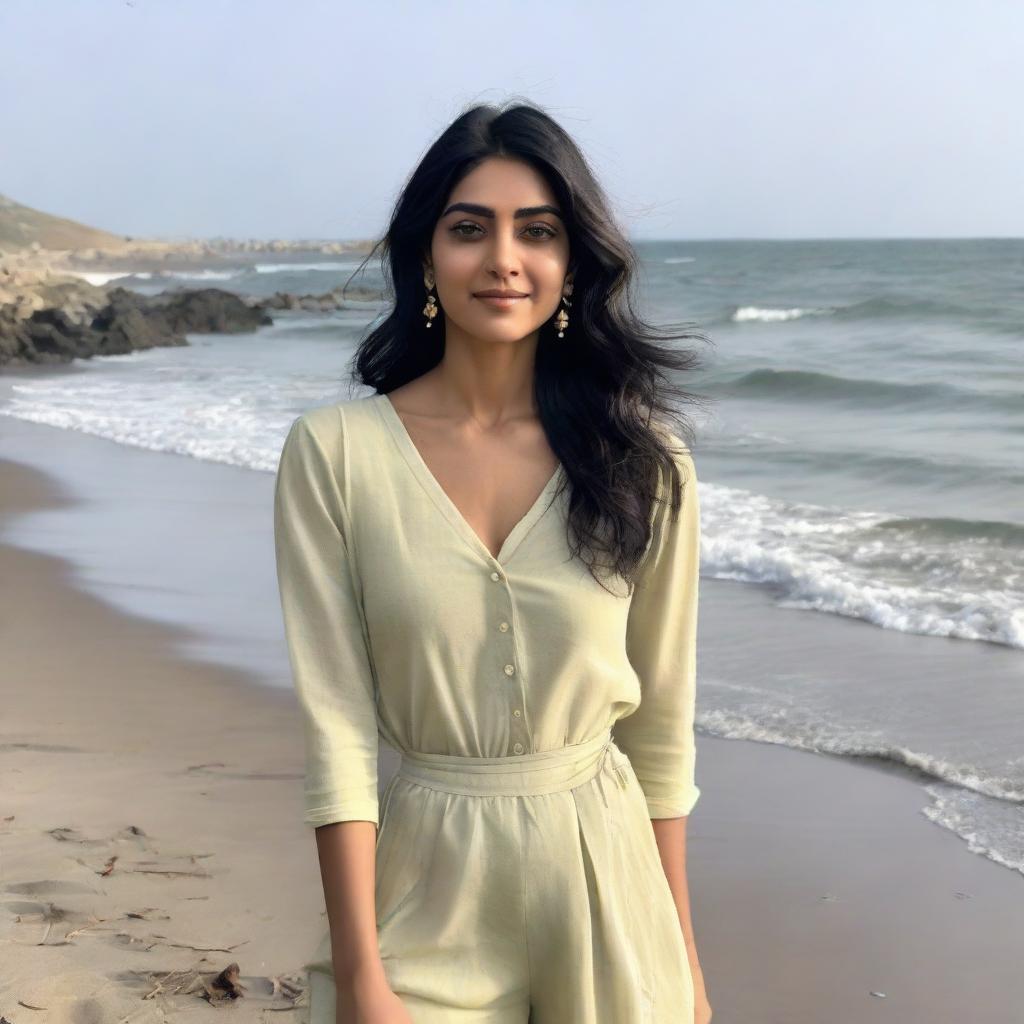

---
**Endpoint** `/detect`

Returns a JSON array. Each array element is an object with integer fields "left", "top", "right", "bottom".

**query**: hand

[
  {"left": 690, "top": 956, "right": 713, "bottom": 1023},
  {"left": 335, "top": 964, "right": 413, "bottom": 1024}
]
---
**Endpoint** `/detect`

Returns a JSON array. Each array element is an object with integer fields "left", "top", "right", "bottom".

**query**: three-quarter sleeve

[
  {"left": 615, "top": 437, "right": 702, "bottom": 819},
  {"left": 273, "top": 411, "right": 380, "bottom": 829}
]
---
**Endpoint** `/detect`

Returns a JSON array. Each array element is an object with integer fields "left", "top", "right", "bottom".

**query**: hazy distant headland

[
  {"left": 0, "top": 191, "right": 376, "bottom": 266},
  {"left": 0, "top": 193, "right": 381, "bottom": 367}
]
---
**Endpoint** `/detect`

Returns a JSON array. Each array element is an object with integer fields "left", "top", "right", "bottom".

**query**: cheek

[
  {"left": 433, "top": 244, "right": 477, "bottom": 285},
  {"left": 531, "top": 260, "right": 569, "bottom": 306},
  {"left": 533, "top": 243, "right": 571, "bottom": 281}
]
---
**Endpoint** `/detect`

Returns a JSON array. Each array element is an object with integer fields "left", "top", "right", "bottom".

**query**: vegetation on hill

[{"left": 0, "top": 193, "right": 129, "bottom": 253}]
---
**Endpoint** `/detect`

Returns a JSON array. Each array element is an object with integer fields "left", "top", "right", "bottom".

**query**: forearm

[
  {"left": 651, "top": 815, "right": 699, "bottom": 954},
  {"left": 314, "top": 819, "right": 387, "bottom": 984}
]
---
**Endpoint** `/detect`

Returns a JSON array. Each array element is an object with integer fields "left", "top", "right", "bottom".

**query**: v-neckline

[{"left": 374, "top": 392, "right": 564, "bottom": 567}]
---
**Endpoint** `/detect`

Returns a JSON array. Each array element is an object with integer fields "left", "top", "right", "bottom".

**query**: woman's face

[{"left": 426, "top": 156, "right": 572, "bottom": 347}]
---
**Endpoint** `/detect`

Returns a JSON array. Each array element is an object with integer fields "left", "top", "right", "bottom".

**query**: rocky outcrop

[
  {"left": 142, "top": 287, "right": 272, "bottom": 334},
  {"left": 0, "top": 245, "right": 387, "bottom": 368},
  {"left": 0, "top": 285, "right": 273, "bottom": 367},
  {"left": 257, "top": 283, "right": 383, "bottom": 312},
  {"left": 0, "top": 261, "right": 112, "bottom": 322}
]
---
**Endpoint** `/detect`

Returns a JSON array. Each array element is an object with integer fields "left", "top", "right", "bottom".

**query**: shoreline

[{"left": 1, "top": 439, "right": 1021, "bottom": 1021}]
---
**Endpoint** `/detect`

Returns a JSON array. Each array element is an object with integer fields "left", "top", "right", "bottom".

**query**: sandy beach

[{"left": 1, "top": 418, "right": 1021, "bottom": 1023}]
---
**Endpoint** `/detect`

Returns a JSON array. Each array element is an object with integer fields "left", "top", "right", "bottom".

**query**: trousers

[{"left": 305, "top": 730, "right": 694, "bottom": 1023}]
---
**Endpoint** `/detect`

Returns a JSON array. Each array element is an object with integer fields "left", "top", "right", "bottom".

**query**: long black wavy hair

[{"left": 342, "top": 98, "right": 714, "bottom": 593}]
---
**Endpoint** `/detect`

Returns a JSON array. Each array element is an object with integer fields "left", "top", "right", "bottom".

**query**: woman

[{"left": 274, "top": 99, "right": 714, "bottom": 1024}]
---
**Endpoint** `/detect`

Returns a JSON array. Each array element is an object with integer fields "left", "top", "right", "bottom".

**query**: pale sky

[{"left": 2, "top": 0, "right": 1021, "bottom": 241}]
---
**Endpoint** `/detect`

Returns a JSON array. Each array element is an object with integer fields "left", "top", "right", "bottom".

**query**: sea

[{"left": 1, "top": 238, "right": 1021, "bottom": 876}]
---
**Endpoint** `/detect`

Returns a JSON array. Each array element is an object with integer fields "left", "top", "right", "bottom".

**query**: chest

[
  {"left": 344, "top": 442, "right": 630, "bottom": 652},
  {"left": 394, "top": 416, "right": 561, "bottom": 563}
]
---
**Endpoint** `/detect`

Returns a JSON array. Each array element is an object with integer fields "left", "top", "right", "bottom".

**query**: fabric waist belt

[{"left": 396, "top": 728, "right": 621, "bottom": 797}]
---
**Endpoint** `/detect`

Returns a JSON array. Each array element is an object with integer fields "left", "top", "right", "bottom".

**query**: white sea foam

[
  {"left": 732, "top": 305, "right": 833, "bottom": 322},
  {"left": 698, "top": 701, "right": 1023, "bottom": 804},
  {"left": 254, "top": 261, "right": 361, "bottom": 273},
  {"left": 698, "top": 480, "right": 1024, "bottom": 649},
  {"left": 62, "top": 270, "right": 138, "bottom": 286},
  {"left": 922, "top": 783, "right": 1024, "bottom": 876},
  {"left": 695, "top": 690, "right": 1024, "bottom": 875},
  {"left": 161, "top": 268, "right": 244, "bottom": 280}
]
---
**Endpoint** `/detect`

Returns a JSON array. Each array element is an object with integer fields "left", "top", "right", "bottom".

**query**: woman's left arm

[
  {"left": 653, "top": 816, "right": 712, "bottom": 1022},
  {"left": 613, "top": 435, "right": 711, "bottom": 1022}
]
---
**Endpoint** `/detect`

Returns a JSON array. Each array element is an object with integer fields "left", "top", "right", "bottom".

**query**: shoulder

[
  {"left": 649, "top": 419, "right": 696, "bottom": 489},
  {"left": 286, "top": 394, "right": 381, "bottom": 457},
  {"left": 279, "top": 395, "right": 389, "bottom": 519}
]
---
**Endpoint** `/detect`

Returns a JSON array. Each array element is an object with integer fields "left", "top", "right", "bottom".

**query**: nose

[{"left": 484, "top": 225, "right": 521, "bottom": 280}]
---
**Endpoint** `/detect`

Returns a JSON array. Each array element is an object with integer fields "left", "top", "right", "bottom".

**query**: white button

[
  {"left": 490, "top": 571, "right": 502, "bottom": 582},
  {"left": 499, "top": 621, "right": 510, "bottom": 632},
  {"left": 503, "top": 664, "right": 516, "bottom": 676},
  {"left": 513, "top": 709, "right": 521, "bottom": 718},
  {"left": 513, "top": 742, "right": 524, "bottom": 754}
]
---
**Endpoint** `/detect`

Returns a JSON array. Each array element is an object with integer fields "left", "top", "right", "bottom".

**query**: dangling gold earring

[
  {"left": 554, "top": 281, "right": 573, "bottom": 338},
  {"left": 422, "top": 269, "right": 438, "bottom": 328}
]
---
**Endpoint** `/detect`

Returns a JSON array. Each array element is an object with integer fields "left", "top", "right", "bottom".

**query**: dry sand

[{"left": 1, "top": 457, "right": 324, "bottom": 1020}]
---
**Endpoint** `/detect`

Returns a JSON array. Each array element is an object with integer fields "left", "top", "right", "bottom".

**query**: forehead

[{"left": 446, "top": 156, "right": 557, "bottom": 207}]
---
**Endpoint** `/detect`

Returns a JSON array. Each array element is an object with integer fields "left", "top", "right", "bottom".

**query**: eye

[
  {"left": 448, "top": 221, "right": 558, "bottom": 241},
  {"left": 450, "top": 221, "right": 483, "bottom": 238}
]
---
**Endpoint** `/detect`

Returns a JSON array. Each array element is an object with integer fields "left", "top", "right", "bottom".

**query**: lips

[{"left": 474, "top": 291, "right": 529, "bottom": 309}]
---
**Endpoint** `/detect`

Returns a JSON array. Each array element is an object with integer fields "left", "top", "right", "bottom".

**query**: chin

[{"left": 482, "top": 322, "right": 540, "bottom": 343}]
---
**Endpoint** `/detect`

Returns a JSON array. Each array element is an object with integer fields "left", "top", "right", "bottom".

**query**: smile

[{"left": 474, "top": 295, "right": 529, "bottom": 308}]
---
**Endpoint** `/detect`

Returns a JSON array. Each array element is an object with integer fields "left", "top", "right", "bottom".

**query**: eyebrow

[{"left": 441, "top": 202, "right": 564, "bottom": 222}]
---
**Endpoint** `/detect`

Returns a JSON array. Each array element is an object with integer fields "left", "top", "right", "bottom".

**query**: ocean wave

[
  {"left": 922, "top": 784, "right": 1024, "bottom": 875},
  {"left": 732, "top": 305, "right": 833, "bottom": 322},
  {"left": 254, "top": 261, "right": 361, "bottom": 273},
  {"left": 713, "top": 367, "right": 1022, "bottom": 414},
  {"left": 728, "top": 292, "right": 1012, "bottom": 330},
  {"left": 696, "top": 703, "right": 1024, "bottom": 804},
  {"left": 63, "top": 270, "right": 141, "bottom": 286},
  {"left": 160, "top": 268, "right": 244, "bottom": 280},
  {"left": 831, "top": 294, "right": 980, "bottom": 322},
  {"left": 699, "top": 479, "right": 1024, "bottom": 649},
  {"left": 694, "top": 695, "right": 1024, "bottom": 874}
]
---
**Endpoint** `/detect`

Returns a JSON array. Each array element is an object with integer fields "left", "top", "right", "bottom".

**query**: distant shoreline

[{"left": 2, "top": 236, "right": 376, "bottom": 280}]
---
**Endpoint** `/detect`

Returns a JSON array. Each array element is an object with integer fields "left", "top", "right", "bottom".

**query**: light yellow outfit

[{"left": 273, "top": 393, "right": 701, "bottom": 1023}]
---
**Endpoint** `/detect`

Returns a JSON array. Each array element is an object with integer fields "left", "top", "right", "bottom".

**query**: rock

[
  {"left": 252, "top": 283, "right": 384, "bottom": 313},
  {"left": 149, "top": 286, "right": 272, "bottom": 333},
  {"left": 89, "top": 291, "right": 187, "bottom": 354},
  {"left": 0, "top": 284, "right": 274, "bottom": 367}
]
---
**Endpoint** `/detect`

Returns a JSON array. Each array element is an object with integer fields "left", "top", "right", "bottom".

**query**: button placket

[{"left": 488, "top": 564, "right": 530, "bottom": 756}]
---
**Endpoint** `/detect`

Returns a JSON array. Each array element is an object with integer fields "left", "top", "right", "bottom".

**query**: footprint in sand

[{"left": 5, "top": 878, "right": 97, "bottom": 896}]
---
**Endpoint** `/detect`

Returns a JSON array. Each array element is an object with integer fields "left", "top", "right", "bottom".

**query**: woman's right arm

[
  {"left": 273, "top": 411, "right": 402, "bottom": 1013},
  {"left": 315, "top": 820, "right": 388, "bottom": 985},
  {"left": 317, "top": 822, "right": 413, "bottom": 1022}
]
